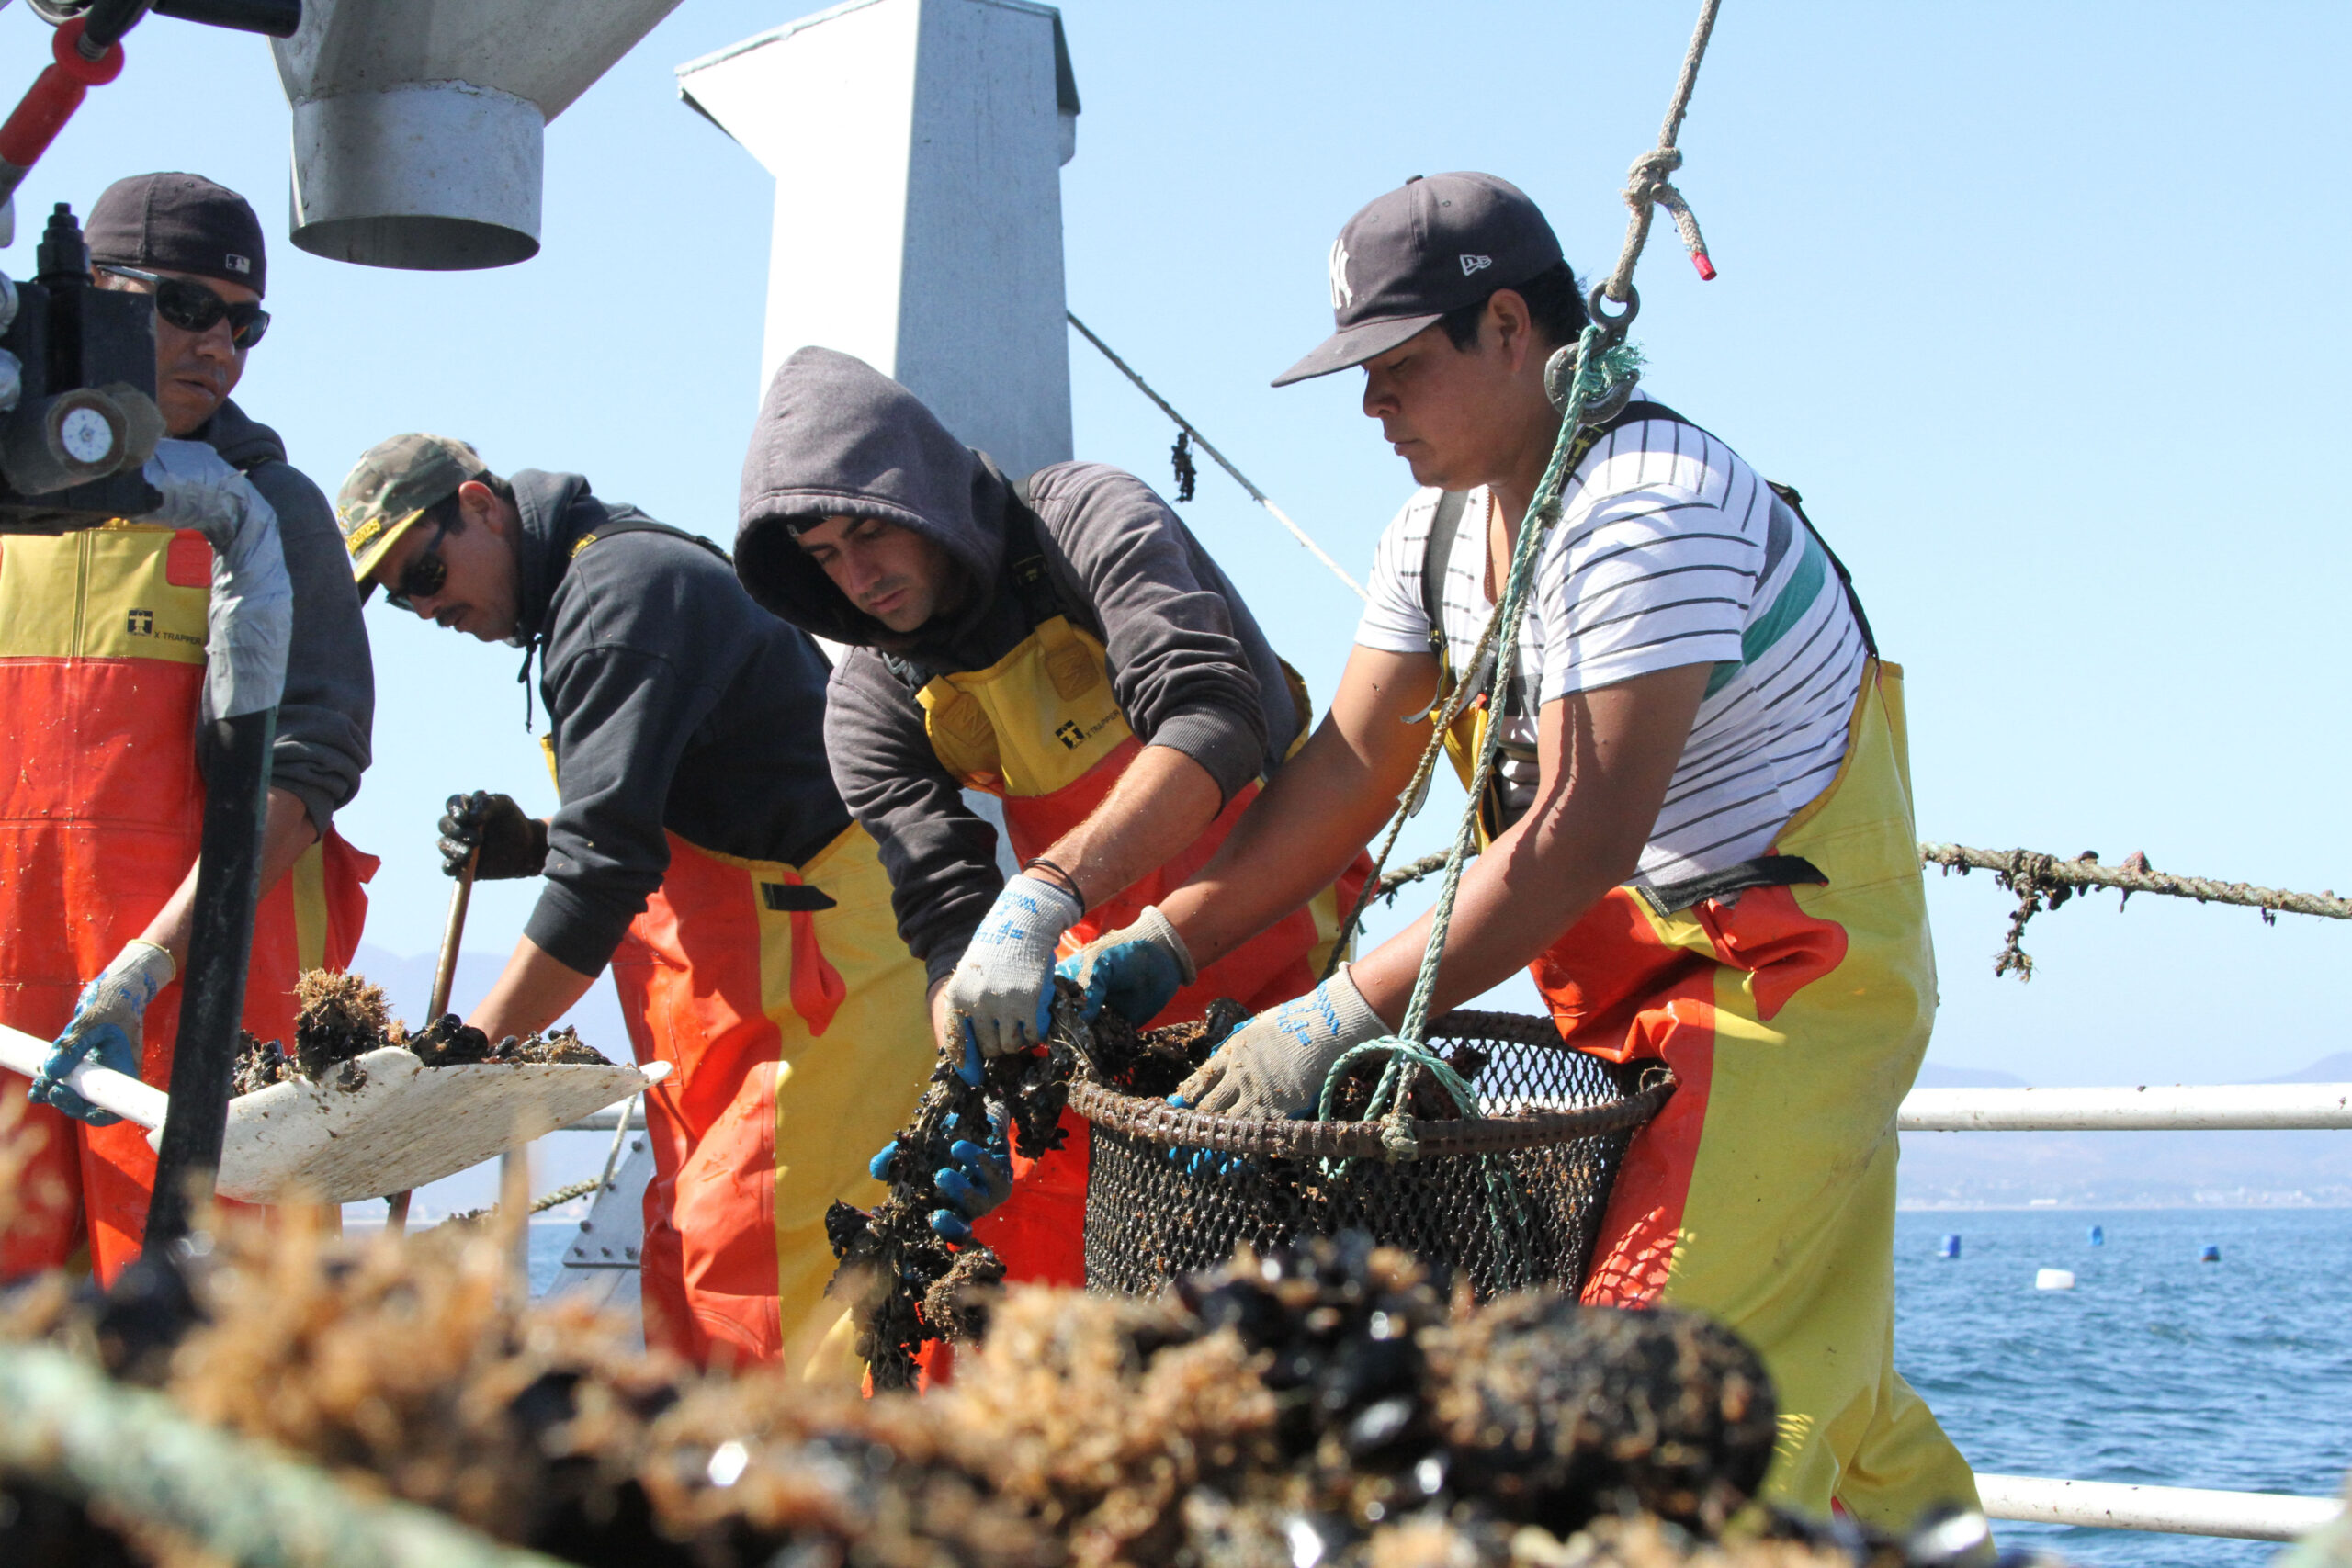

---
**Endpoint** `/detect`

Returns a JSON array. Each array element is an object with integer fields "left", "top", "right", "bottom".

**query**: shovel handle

[
  {"left": 0, "top": 1022, "right": 168, "bottom": 1131},
  {"left": 427, "top": 849, "right": 480, "bottom": 1022},
  {"left": 393, "top": 847, "right": 480, "bottom": 1235}
]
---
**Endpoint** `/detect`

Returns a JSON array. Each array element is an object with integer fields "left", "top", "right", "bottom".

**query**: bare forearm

[
  {"left": 1345, "top": 818, "right": 1630, "bottom": 1026},
  {"left": 1161, "top": 646, "right": 1441, "bottom": 970},
  {"left": 467, "top": 936, "right": 598, "bottom": 1043},
  {"left": 1348, "top": 664, "right": 1713, "bottom": 1028},
  {"left": 1041, "top": 743, "right": 1222, "bottom": 909},
  {"left": 1159, "top": 723, "right": 1396, "bottom": 969},
  {"left": 137, "top": 788, "right": 320, "bottom": 969}
]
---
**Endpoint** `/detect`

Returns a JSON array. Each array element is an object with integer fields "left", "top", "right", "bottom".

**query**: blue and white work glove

[
  {"left": 928, "top": 1103, "right": 1014, "bottom": 1244},
  {"left": 30, "top": 940, "right": 175, "bottom": 1126},
  {"left": 943, "top": 874, "right": 1082, "bottom": 1057},
  {"left": 1171, "top": 964, "right": 1386, "bottom": 1121},
  {"left": 867, "top": 1098, "right": 1014, "bottom": 1245},
  {"left": 1056, "top": 905, "right": 1196, "bottom": 1028}
]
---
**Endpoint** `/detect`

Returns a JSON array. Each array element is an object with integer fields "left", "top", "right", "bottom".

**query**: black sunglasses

[
  {"left": 384, "top": 521, "right": 450, "bottom": 611},
  {"left": 99, "top": 265, "right": 271, "bottom": 350}
]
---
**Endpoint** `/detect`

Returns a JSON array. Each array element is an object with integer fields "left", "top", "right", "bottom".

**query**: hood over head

[{"left": 735, "top": 347, "right": 1005, "bottom": 648}]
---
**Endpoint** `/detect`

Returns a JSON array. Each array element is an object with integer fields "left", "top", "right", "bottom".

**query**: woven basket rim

[{"left": 1069, "top": 1009, "right": 1673, "bottom": 1158}]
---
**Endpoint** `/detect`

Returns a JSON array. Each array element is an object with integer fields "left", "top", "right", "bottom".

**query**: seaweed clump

[
  {"left": 229, "top": 969, "right": 612, "bottom": 1092},
  {"left": 0, "top": 1198, "right": 2017, "bottom": 1568}
]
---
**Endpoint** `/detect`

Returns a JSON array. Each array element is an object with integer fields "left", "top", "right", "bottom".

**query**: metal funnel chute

[{"left": 276, "top": 0, "right": 684, "bottom": 270}]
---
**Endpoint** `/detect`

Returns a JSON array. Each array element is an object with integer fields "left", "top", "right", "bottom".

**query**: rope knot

[{"left": 1378, "top": 1108, "right": 1421, "bottom": 1162}]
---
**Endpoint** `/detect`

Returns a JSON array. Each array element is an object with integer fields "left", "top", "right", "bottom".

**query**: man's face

[
  {"left": 99, "top": 266, "right": 255, "bottom": 437},
  {"left": 367, "top": 481, "right": 523, "bottom": 643},
  {"left": 1358, "top": 310, "right": 1532, "bottom": 491},
  {"left": 794, "top": 513, "right": 957, "bottom": 634}
]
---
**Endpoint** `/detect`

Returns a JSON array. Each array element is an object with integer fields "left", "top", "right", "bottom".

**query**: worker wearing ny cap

[
  {"left": 340, "top": 434, "right": 933, "bottom": 1371},
  {"left": 731, "top": 347, "right": 1369, "bottom": 1369},
  {"left": 0, "top": 173, "right": 377, "bottom": 1285},
  {"left": 1120, "top": 173, "right": 1983, "bottom": 1530}
]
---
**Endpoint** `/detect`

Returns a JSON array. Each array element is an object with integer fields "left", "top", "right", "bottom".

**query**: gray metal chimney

[
  {"left": 678, "top": 0, "right": 1080, "bottom": 479},
  {"left": 276, "top": 0, "right": 684, "bottom": 270}
]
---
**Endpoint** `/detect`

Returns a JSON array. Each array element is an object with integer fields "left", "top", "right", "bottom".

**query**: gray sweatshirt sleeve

[
  {"left": 526, "top": 639, "right": 711, "bottom": 976},
  {"left": 826, "top": 649, "right": 1003, "bottom": 988},
  {"left": 246, "top": 458, "right": 374, "bottom": 833},
  {"left": 1027, "top": 464, "right": 1272, "bottom": 804}
]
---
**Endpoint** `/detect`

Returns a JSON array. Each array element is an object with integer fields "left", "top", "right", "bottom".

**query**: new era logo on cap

[{"left": 1272, "top": 173, "right": 1563, "bottom": 387}]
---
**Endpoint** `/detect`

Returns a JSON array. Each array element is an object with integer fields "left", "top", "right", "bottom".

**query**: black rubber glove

[{"left": 437, "top": 791, "right": 548, "bottom": 880}]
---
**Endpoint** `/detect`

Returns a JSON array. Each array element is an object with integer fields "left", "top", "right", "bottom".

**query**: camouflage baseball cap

[{"left": 336, "top": 433, "right": 489, "bottom": 596}]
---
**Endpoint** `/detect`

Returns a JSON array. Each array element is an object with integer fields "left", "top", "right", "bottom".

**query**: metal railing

[
  {"left": 1900, "top": 1082, "right": 2352, "bottom": 1132},
  {"left": 562, "top": 1082, "right": 2352, "bottom": 1137},
  {"left": 1974, "top": 1475, "right": 2344, "bottom": 1542}
]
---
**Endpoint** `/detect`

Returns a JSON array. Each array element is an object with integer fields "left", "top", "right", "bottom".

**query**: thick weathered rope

[
  {"left": 1066, "top": 310, "right": 1366, "bottom": 600},
  {"left": 0, "top": 1340, "right": 567, "bottom": 1568},
  {"left": 1921, "top": 844, "right": 2351, "bottom": 920},
  {"left": 528, "top": 1176, "right": 604, "bottom": 1215},
  {"left": 1602, "top": 0, "right": 1724, "bottom": 302},
  {"left": 1371, "top": 842, "right": 2350, "bottom": 983},
  {"left": 1924, "top": 843, "right": 2350, "bottom": 979}
]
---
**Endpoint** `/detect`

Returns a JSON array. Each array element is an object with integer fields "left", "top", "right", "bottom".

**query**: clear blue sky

[{"left": 9, "top": 1, "right": 2347, "bottom": 1090}]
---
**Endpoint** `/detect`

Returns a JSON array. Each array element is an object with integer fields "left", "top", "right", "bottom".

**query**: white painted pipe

[
  {"left": 0, "top": 1022, "right": 168, "bottom": 1130},
  {"left": 567, "top": 1079, "right": 2352, "bottom": 1139},
  {"left": 1899, "top": 1083, "right": 2352, "bottom": 1132},
  {"left": 1974, "top": 1474, "right": 2345, "bottom": 1541}
]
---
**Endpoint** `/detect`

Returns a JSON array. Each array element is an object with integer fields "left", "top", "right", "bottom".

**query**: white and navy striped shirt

[{"left": 1354, "top": 396, "right": 1868, "bottom": 886}]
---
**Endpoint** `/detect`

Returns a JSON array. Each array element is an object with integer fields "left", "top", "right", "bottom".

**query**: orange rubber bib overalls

[
  {"left": 0, "top": 524, "right": 374, "bottom": 1284},
  {"left": 532, "top": 523, "right": 935, "bottom": 1369},
  {"left": 1512, "top": 655, "right": 1981, "bottom": 1529},
  {"left": 910, "top": 604, "right": 1368, "bottom": 1292},
  {"left": 604, "top": 823, "right": 933, "bottom": 1369}
]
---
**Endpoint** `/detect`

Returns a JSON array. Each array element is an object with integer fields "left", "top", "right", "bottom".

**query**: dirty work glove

[
  {"left": 30, "top": 940, "right": 175, "bottom": 1126},
  {"left": 929, "top": 1103, "right": 1014, "bottom": 1244},
  {"left": 438, "top": 791, "right": 548, "bottom": 880},
  {"left": 866, "top": 1039, "right": 989, "bottom": 1179},
  {"left": 1057, "top": 906, "right": 1196, "bottom": 1028},
  {"left": 943, "top": 874, "right": 1082, "bottom": 1058},
  {"left": 1172, "top": 964, "right": 1387, "bottom": 1121}
]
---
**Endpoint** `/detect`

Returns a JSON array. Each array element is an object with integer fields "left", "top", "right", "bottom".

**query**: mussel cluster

[
  {"left": 1, "top": 1212, "right": 2038, "bottom": 1568},
  {"left": 825, "top": 984, "right": 1088, "bottom": 1388}
]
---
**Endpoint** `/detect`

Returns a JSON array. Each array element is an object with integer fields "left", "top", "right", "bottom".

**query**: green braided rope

[{"left": 1391, "top": 330, "right": 1634, "bottom": 1052}]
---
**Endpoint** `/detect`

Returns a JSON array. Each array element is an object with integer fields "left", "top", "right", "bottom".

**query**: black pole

[{"left": 141, "top": 706, "right": 274, "bottom": 1253}]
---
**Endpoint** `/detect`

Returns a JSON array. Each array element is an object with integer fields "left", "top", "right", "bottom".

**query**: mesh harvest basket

[{"left": 1069, "top": 1010, "right": 1674, "bottom": 1300}]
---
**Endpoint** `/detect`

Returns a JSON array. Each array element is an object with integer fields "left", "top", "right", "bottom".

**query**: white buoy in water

[{"left": 2035, "top": 1268, "right": 2076, "bottom": 1291}]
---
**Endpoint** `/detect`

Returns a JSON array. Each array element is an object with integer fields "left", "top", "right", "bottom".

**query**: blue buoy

[
  {"left": 1939, "top": 1234, "right": 1962, "bottom": 1258},
  {"left": 2088, "top": 1225, "right": 2105, "bottom": 1246},
  {"left": 2199, "top": 1244, "right": 2221, "bottom": 1263}
]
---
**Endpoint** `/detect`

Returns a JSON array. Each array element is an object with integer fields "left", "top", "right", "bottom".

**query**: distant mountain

[
  {"left": 2265, "top": 1052, "right": 2352, "bottom": 1084},
  {"left": 1913, "top": 1063, "right": 2028, "bottom": 1089},
  {"left": 347, "top": 942, "right": 631, "bottom": 1056}
]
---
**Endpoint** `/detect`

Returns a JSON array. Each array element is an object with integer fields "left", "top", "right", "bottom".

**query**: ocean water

[
  {"left": 531, "top": 1211, "right": 2350, "bottom": 1565},
  {"left": 1892, "top": 1208, "right": 2352, "bottom": 1566}
]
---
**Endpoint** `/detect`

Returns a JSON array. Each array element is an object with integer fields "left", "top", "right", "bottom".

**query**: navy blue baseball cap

[{"left": 1273, "top": 172, "right": 1562, "bottom": 387}]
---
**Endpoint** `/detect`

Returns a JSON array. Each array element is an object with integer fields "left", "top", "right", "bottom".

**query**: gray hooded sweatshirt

[
  {"left": 197, "top": 398, "right": 372, "bottom": 833},
  {"left": 735, "top": 348, "right": 1298, "bottom": 986}
]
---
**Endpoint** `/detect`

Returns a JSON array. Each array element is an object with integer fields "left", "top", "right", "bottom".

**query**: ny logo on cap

[
  {"left": 1328, "top": 236, "right": 1354, "bottom": 310},
  {"left": 224, "top": 254, "right": 251, "bottom": 274},
  {"left": 1459, "top": 254, "right": 1492, "bottom": 276}
]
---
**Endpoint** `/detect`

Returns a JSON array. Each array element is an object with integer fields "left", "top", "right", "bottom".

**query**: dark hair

[
  {"left": 1438, "top": 260, "right": 1589, "bottom": 353},
  {"left": 419, "top": 470, "right": 515, "bottom": 535}
]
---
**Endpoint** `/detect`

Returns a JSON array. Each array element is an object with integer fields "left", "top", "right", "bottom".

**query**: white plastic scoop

[{"left": 0, "top": 1023, "right": 667, "bottom": 1205}]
